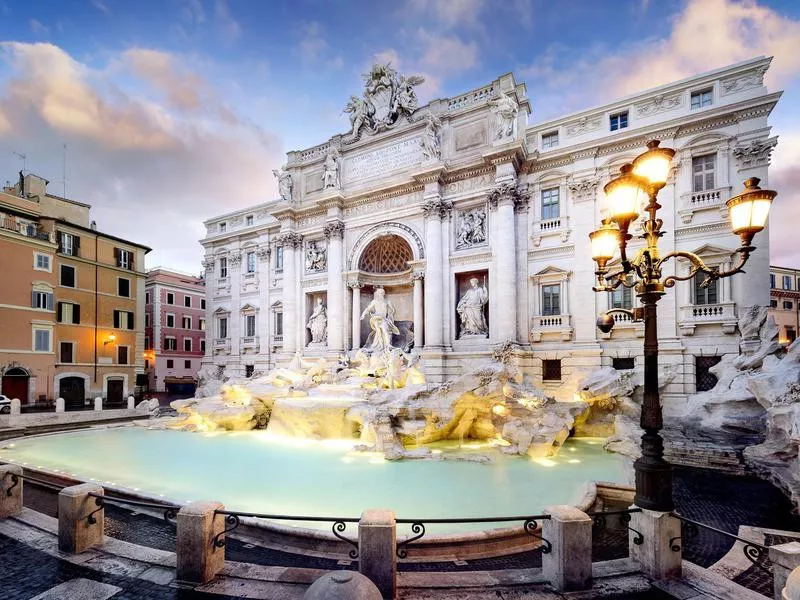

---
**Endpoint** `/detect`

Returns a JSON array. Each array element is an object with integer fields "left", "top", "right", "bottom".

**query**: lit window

[
  {"left": 542, "top": 284, "right": 561, "bottom": 316},
  {"left": 692, "top": 155, "right": 716, "bottom": 192},
  {"left": 691, "top": 89, "right": 713, "bottom": 109},
  {"left": 541, "top": 188, "right": 560, "bottom": 220},
  {"left": 541, "top": 131, "right": 558, "bottom": 150},
  {"left": 610, "top": 111, "right": 628, "bottom": 131}
]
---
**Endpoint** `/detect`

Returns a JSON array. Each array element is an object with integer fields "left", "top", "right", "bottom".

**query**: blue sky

[{"left": 0, "top": 0, "right": 798, "bottom": 273}]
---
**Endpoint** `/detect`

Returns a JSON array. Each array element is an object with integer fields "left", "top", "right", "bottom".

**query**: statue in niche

[
  {"left": 360, "top": 288, "right": 400, "bottom": 353},
  {"left": 272, "top": 168, "right": 293, "bottom": 203},
  {"left": 307, "top": 298, "right": 328, "bottom": 344},
  {"left": 457, "top": 276, "right": 489, "bottom": 337},
  {"left": 305, "top": 241, "right": 327, "bottom": 272},
  {"left": 456, "top": 208, "right": 487, "bottom": 249},
  {"left": 322, "top": 148, "right": 341, "bottom": 190},
  {"left": 420, "top": 114, "right": 442, "bottom": 161},
  {"left": 489, "top": 92, "right": 518, "bottom": 141}
]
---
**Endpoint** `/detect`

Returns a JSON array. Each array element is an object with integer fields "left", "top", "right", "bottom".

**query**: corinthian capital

[
  {"left": 323, "top": 220, "right": 345, "bottom": 239},
  {"left": 276, "top": 231, "right": 304, "bottom": 248},
  {"left": 487, "top": 182, "right": 529, "bottom": 210},
  {"left": 421, "top": 197, "right": 453, "bottom": 220}
]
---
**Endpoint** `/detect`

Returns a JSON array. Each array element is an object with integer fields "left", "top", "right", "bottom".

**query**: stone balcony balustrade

[
  {"left": 532, "top": 216, "right": 571, "bottom": 247},
  {"left": 241, "top": 336, "right": 260, "bottom": 354},
  {"left": 530, "top": 314, "right": 573, "bottom": 342},
  {"left": 678, "top": 302, "right": 737, "bottom": 335},
  {"left": 678, "top": 186, "right": 731, "bottom": 224},
  {"left": 213, "top": 338, "right": 231, "bottom": 354}
]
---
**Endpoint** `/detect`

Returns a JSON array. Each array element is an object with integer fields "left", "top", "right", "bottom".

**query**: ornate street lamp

[{"left": 589, "top": 140, "right": 776, "bottom": 512}]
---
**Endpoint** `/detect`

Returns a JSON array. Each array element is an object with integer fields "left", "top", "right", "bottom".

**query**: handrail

[
  {"left": 587, "top": 508, "right": 644, "bottom": 545},
  {"left": 87, "top": 492, "right": 179, "bottom": 523},
  {"left": 2, "top": 471, "right": 66, "bottom": 494}
]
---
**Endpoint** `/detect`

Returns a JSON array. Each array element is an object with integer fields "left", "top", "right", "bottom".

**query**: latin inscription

[{"left": 345, "top": 138, "right": 422, "bottom": 183}]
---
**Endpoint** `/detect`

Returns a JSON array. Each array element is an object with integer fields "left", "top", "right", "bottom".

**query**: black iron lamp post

[{"left": 589, "top": 140, "right": 777, "bottom": 512}]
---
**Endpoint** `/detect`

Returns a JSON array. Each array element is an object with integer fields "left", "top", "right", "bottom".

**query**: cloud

[
  {"left": 90, "top": 0, "right": 109, "bottom": 14},
  {"left": 214, "top": 0, "right": 241, "bottom": 42},
  {"left": 0, "top": 42, "right": 284, "bottom": 272},
  {"left": 407, "top": 0, "right": 485, "bottom": 28},
  {"left": 417, "top": 28, "right": 478, "bottom": 75},
  {"left": 30, "top": 19, "right": 48, "bottom": 36},
  {"left": 122, "top": 48, "right": 206, "bottom": 111},
  {"left": 769, "top": 132, "right": 800, "bottom": 267},
  {"left": 295, "top": 21, "right": 343, "bottom": 70}
]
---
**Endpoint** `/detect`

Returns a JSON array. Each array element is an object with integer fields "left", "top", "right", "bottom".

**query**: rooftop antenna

[
  {"left": 62, "top": 143, "right": 67, "bottom": 197},
  {"left": 12, "top": 151, "right": 26, "bottom": 173}
]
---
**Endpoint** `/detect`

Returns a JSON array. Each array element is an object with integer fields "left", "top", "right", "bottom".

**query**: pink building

[{"left": 144, "top": 268, "right": 206, "bottom": 395}]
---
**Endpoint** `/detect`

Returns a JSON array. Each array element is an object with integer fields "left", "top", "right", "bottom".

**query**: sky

[{"left": 0, "top": 0, "right": 798, "bottom": 274}]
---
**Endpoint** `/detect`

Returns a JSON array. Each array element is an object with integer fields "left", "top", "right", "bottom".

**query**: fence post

[
  {"left": 55, "top": 397, "right": 65, "bottom": 413},
  {"left": 542, "top": 505, "right": 592, "bottom": 591},
  {"left": 0, "top": 465, "right": 23, "bottom": 518},
  {"left": 176, "top": 501, "right": 226, "bottom": 584},
  {"left": 127, "top": 396, "right": 135, "bottom": 410},
  {"left": 94, "top": 397, "right": 103, "bottom": 411},
  {"left": 359, "top": 509, "right": 396, "bottom": 600},
  {"left": 58, "top": 483, "right": 104, "bottom": 553},
  {"left": 630, "top": 509, "right": 681, "bottom": 580},
  {"left": 770, "top": 542, "right": 800, "bottom": 600}
]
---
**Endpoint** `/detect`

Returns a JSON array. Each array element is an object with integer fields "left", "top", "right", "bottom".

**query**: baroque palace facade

[{"left": 201, "top": 56, "right": 780, "bottom": 415}]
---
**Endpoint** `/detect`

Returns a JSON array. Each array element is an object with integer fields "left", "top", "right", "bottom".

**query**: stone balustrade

[{"left": 678, "top": 302, "right": 737, "bottom": 335}]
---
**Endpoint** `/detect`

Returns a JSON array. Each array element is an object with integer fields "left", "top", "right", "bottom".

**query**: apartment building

[
  {"left": 770, "top": 266, "right": 800, "bottom": 346},
  {"left": 144, "top": 268, "right": 206, "bottom": 395},
  {"left": 0, "top": 172, "right": 150, "bottom": 407}
]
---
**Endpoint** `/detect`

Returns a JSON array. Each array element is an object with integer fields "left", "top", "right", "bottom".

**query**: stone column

[
  {"left": 351, "top": 282, "right": 363, "bottom": 350},
  {"left": 542, "top": 505, "right": 592, "bottom": 592},
  {"left": 412, "top": 271, "right": 425, "bottom": 349},
  {"left": 771, "top": 542, "right": 800, "bottom": 600},
  {"left": 280, "top": 233, "right": 302, "bottom": 354},
  {"left": 176, "top": 501, "right": 226, "bottom": 584},
  {"left": 58, "top": 483, "right": 104, "bottom": 553},
  {"left": 358, "top": 509, "right": 397, "bottom": 600},
  {"left": 630, "top": 509, "right": 682, "bottom": 580},
  {"left": 0, "top": 465, "right": 22, "bottom": 518},
  {"left": 202, "top": 257, "right": 214, "bottom": 363},
  {"left": 325, "top": 221, "right": 345, "bottom": 353},
  {"left": 423, "top": 199, "right": 448, "bottom": 349},
  {"left": 257, "top": 243, "right": 271, "bottom": 367},
  {"left": 489, "top": 183, "right": 520, "bottom": 341},
  {"left": 229, "top": 248, "right": 242, "bottom": 371}
]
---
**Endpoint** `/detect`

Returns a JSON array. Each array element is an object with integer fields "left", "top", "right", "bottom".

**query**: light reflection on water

[{"left": 1, "top": 428, "right": 627, "bottom": 534}]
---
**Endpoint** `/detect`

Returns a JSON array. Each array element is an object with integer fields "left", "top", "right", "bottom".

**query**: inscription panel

[
  {"left": 343, "top": 193, "right": 421, "bottom": 218},
  {"left": 454, "top": 122, "right": 487, "bottom": 151},
  {"left": 304, "top": 171, "right": 324, "bottom": 194},
  {"left": 344, "top": 137, "right": 422, "bottom": 183}
]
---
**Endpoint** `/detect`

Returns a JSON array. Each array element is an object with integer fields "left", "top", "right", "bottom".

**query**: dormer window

[
  {"left": 246, "top": 215, "right": 253, "bottom": 226},
  {"left": 610, "top": 111, "right": 628, "bottom": 131},
  {"left": 691, "top": 88, "right": 713, "bottom": 109},
  {"left": 541, "top": 131, "right": 559, "bottom": 150}
]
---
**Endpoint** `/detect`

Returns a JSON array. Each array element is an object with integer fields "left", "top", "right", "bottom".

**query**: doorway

[
  {"left": 106, "top": 379, "right": 124, "bottom": 405},
  {"left": 1, "top": 367, "right": 29, "bottom": 405},
  {"left": 60, "top": 377, "right": 86, "bottom": 410}
]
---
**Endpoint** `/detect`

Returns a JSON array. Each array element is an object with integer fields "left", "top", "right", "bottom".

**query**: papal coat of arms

[{"left": 343, "top": 63, "right": 425, "bottom": 137}]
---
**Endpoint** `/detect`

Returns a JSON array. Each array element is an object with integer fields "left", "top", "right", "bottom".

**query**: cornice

[
  {"left": 527, "top": 244, "right": 575, "bottom": 260},
  {"left": 674, "top": 222, "right": 730, "bottom": 239},
  {"left": 449, "top": 251, "right": 492, "bottom": 266}
]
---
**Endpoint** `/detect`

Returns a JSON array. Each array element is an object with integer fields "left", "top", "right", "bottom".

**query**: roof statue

[{"left": 343, "top": 63, "right": 425, "bottom": 138}]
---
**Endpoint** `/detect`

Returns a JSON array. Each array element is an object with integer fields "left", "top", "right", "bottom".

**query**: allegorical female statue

[
  {"left": 457, "top": 277, "right": 489, "bottom": 337},
  {"left": 360, "top": 288, "right": 399, "bottom": 353},
  {"left": 307, "top": 298, "right": 328, "bottom": 344}
]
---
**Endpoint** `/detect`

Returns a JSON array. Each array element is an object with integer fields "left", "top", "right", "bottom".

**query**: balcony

[
  {"left": 678, "top": 302, "right": 737, "bottom": 335},
  {"left": 241, "top": 336, "right": 260, "bottom": 353},
  {"left": 213, "top": 337, "right": 231, "bottom": 354},
  {"left": 0, "top": 216, "right": 53, "bottom": 243},
  {"left": 599, "top": 310, "right": 644, "bottom": 339},
  {"left": 678, "top": 186, "right": 731, "bottom": 224},
  {"left": 530, "top": 314, "right": 573, "bottom": 342},
  {"left": 532, "top": 216, "right": 570, "bottom": 246}
]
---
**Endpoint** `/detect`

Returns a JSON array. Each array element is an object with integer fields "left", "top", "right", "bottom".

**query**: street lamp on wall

[
  {"left": 588, "top": 139, "right": 776, "bottom": 512},
  {"left": 103, "top": 334, "right": 116, "bottom": 346}
]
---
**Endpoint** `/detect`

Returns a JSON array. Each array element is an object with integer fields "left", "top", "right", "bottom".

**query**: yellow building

[
  {"left": 0, "top": 173, "right": 150, "bottom": 407},
  {"left": 770, "top": 266, "right": 800, "bottom": 346}
]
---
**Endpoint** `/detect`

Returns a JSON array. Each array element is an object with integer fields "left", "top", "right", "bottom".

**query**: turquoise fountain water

[{"left": 0, "top": 427, "right": 626, "bottom": 533}]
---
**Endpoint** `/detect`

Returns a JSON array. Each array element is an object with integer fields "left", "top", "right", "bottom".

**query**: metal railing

[
  {"left": 3, "top": 471, "right": 66, "bottom": 494},
  {"left": 87, "top": 492, "right": 179, "bottom": 525}
]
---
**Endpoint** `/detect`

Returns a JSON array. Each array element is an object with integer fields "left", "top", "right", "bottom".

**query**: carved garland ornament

[{"left": 568, "top": 178, "right": 599, "bottom": 203}]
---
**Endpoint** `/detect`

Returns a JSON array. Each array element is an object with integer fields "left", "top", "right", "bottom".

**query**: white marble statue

[
  {"left": 307, "top": 298, "right": 328, "bottom": 344},
  {"left": 420, "top": 114, "right": 442, "bottom": 161},
  {"left": 489, "top": 92, "right": 518, "bottom": 140},
  {"left": 344, "top": 95, "right": 370, "bottom": 137},
  {"left": 456, "top": 208, "right": 487, "bottom": 249},
  {"left": 273, "top": 168, "right": 293, "bottom": 202},
  {"left": 457, "top": 277, "right": 489, "bottom": 337},
  {"left": 305, "top": 241, "right": 327, "bottom": 273},
  {"left": 360, "top": 288, "right": 400, "bottom": 353},
  {"left": 322, "top": 148, "right": 341, "bottom": 190}
]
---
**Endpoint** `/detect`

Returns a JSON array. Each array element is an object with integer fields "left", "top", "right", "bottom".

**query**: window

[
  {"left": 245, "top": 314, "right": 256, "bottom": 337},
  {"left": 33, "top": 328, "right": 51, "bottom": 352},
  {"left": 771, "top": 299, "right": 778, "bottom": 308},
  {"left": 60, "top": 264, "right": 76, "bottom": 287},
  {"left": 246, "top": 215, "right": 253, "bottom": 226},
  {"left": 184, "top": 338, "right": 192, "bottom": 352},
  {"left": 184, "top": 295, "right": 191, "bottom": 307},
  {"left": 771, "top": 274, "right": 776, "bottom": 289},
  {"left": 164, "top": 337, "right": 177, "bottom": 351},
  {"left": 610, "top": 287, "right": 633, "bottom": 309},
  {"left": 201, "top": 299, "right": 206, "bottom": 310},
  {"left": 145, "top": 313, "right": 151, "bottom": 327},
  {"left": 219, "top": 222, "right": 226, "bottom": 233},
  {"left": 245, "top": 365, "right": 254, "bottom": 378},
  {"left": 219, "top": 257, "right": 228, "bottom": 278},
  {"left": 784, "top": 301, "right": 794, "bottom": 310},
  {"left": 200, "top": 339, "right": 206, "bottom": 352},
  {"left": 275, "top": 247, "right": 284, "bottom": 271},
  {"left": 166, "top": 292, "right": 175, "bottom": 305},
  {"left": 32, "top": 290, "right": 54, "bottom": 310},
  {"left": 610, "top": 111, "right": 628, "bottom": 131},
  {"left": 542, "top": 284, "right": 561, "bottom": 316},
  {"left": 692, "top": 154, "right": 716, "bottom": 192},
  {"left": 541, "top": 188, "right": 560, "bottom": 220},
  {"left": 167, "top": 359, "right": 174, "bottom": 368},
  {"left": 541, "top": 131, "right": 558, "bottom": 150},
  {"left": 542, "top": 359, "right": 562, "bottom": 381},
  {"left": 118, "top": 278, "right": 130, "bottom": 298},
  {"left": 115, "top": 248, "right": 132, "bottom": 270},
  {"left": 182, "top": 316, "right": 192, "bottom": 329},
  {"left": 693, "top": 272, "right": 718, "bottom": 305},
  {"left": 145, "top": 292, "right": 150, "bottom": 304},
  {"left": 113, "top": 310, "right": 135, "bottom": 330},
  {"left": 274, "top": 312, "right": 283, "bottom": 336},
  {"left": 58, "top": 232, "right": 79, "bottom": 256},
  {"left": 117, "top": 346, "right": 128, "bottom": 365},
  {"left": 613, "top": 357, "right": 635, "bottom": 370},
  {"left": 696, "top": 356, "right": 722, "bottom": 391},
  {"left": 783, "top": 275, "right": 792, "bottom": 290},
  {"left": 166, "top": 314, "right": 175, "bottom": 328},
  {"left": 246, "top": 251, "right": 256, "bottom": 274},
  {"left": 145, "top": 337, "right": 151, "bottom": 350},
  {"left": 218, "top": 317, "right": 228, "bottom": 339},
  {"left": 59, "top": 342, "right": 74, "bottom": 363},
  {"left": 34, "top": 253, "right": 51, "bottom": 272},
  {"left": 145, "top": 359, "right": 149, "bottom": 370},
  {"left": 798, "top": 277, "right": 800, "bottom": 291},
  {"left": 199, "top": 319, "right": 206, "bottom": 331},
  {"left": 57, "top": 302, "right": 80, "bottom": 324},
  {"left": 788, "top": 328, "right": 797, "bottom": 343},
  {"left": 691, "top": 89, "right": 713, "bottom": 109},
  {"left": 185, "top": 360, "right": 192, "bottom": 369}
]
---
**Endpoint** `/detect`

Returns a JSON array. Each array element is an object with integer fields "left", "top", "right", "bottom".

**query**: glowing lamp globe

[
  {"left": 726, "top": 177, "right": 776, "bottom": 244},
  {"left": 589, "top": 223, "right": 621, "bottom": 264},
  {"left": 632, "top": 140, "right": 675, "bottom": 188},
  {"left": 603, "top": 164, "right": 645, "bottom": 227}
]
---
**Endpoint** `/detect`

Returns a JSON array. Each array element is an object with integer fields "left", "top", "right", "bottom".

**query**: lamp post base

[{"left": 633, "top": 431, "right": 674, "bottom": 512}]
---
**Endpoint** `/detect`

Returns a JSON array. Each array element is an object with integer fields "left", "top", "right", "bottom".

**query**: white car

[{"left": 0, "top": 394, "right": 10, "bottom": 414}]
